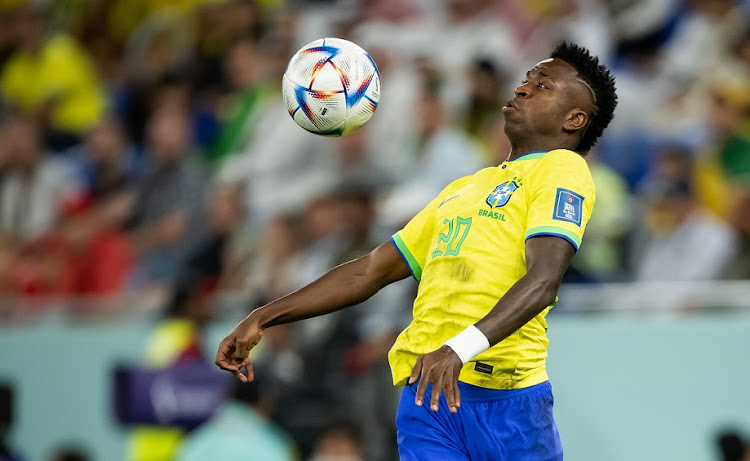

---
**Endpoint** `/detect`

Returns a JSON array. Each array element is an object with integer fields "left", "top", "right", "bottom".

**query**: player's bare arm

[
  {"left": 409, "top": 235, "right": 575, "bottom": 413},
  {"left": 215, "top": 241, "right": 411, "bottom": 382}
]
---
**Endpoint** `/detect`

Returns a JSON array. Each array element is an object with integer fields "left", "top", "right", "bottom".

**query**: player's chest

[
  {"left": 435, "top": 169, "right": 529, "bottom": 225},
  {"left": 429, "top": 170, "right": 529, "bottom": 256}
]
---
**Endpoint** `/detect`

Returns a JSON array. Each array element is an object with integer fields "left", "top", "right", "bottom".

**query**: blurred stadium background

[{"left": 0, "top": 0, "right": 749, "bottom": 460}]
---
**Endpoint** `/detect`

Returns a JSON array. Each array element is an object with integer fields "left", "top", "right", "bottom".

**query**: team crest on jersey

[{"left": 486, "top": 181, "right": 519, "bottom": 208}]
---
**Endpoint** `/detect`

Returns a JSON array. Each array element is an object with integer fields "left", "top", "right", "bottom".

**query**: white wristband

[{"left": 444, "top": 325, "right": 490, "bottom": 365}]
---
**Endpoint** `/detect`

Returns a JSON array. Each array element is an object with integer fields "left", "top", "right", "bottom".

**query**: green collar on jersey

[{"left": 510, "top": 151, "right": 547, "bottom": 161}]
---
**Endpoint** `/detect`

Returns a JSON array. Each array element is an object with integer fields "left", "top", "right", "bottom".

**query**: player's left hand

[
  {"left": 215, "top": 315, "right": 264, "bottom": 383},
  {"left": 409, "top": 346, "right": 463, "bottom": 413}
]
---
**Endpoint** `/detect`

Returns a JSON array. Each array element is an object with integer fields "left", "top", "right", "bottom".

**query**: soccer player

[{"left": 216, "top": 42, "right": 617, "bottom": 460}]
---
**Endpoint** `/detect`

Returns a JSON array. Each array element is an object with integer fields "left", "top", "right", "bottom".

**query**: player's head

[
  {"left": 503, "top": 42, "right": 617, "bottom": 155},
  {"left": 311, "top": 421, "right": 363, "bottom": 460}
]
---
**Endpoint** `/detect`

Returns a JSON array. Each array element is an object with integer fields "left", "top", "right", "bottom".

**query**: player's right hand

[{"left": 215, "top": 315, "right": 264, "bottom": 383}]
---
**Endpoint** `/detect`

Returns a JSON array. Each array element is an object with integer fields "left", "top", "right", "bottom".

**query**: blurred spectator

[
  {"left": 64, "top": 117, "right": 144, "bottom": 232},
  {"left": 629, "top": 149, "right": 739, "bottom": 290},
  {"left": 246, "top": 214, "right": 306, "bottom": 304},
  {"left": 210, "top": 7, "right": 339, "bottom": 227},
  {"left": 346, "top": 42, "right": 419, "bottom": 175},
  {"left": 713, "top": 78, "right": 750, "bottom": 187},
  {"left": 461, "top": 58, "right": 508, "bottom": 165},
  {"left": 634, "top": 173, "right": 738, "bottom": 283},
  {"left": 734, "top": 23, "right": 750, "bottom": 70},
  {"left": 129, "top": 105, "right": 207, "bottom": 285},
  {"left": 0, "top": 117, "right": 78, "bottom": 244},
  {"left": 0, "top": 5, "right": 107, "bottom": 150},
  {"left": 179, "top": 181, "right": 248, "bottom": 298},
  {"left": 723, "top": 187, "right": 750, "bottom": 279},
  {"left": 176, "top": 374, "right": 295, "bottom": 461},
  {"left": 103, "top": 0, "right": 211, "bottom": 49},
  {"left": 210, "top": 38, "right": 274, "bottom": 162},
  {"left": 596, "top": 49, "right": 664, "bottom": 188},
  {"left": 659, "top": 0, "right": 744, "bottom": 83},
  {"left": 216, "top": 107, "right": 334, "bottom": 229},
  {"left": 123, "top": 6, "right": 193, "bottom": 90},
  {"left": 22, "top": 192, "right": 134, "bottom": 297},
  {"left": 692, "top": 77, "right": 750, "bottom": 221},
  {"left": 638, "top": 1, "right": 749, "bottom": 152},
  {"left": 47, "top": 444, "right": 89, "bottom": 461},
  {"left": 567, "top": 151, "right": 631, "bottom": 282},
  {"left": 333, "top": 185, "right": 378, "bottom": 264},
  {"left": 308, "top": 422, "right": 363, "bottom": 461},
  {"left": 608, "top": 0, "right": 682, "bottom": 58},
  {"left": 251, "top": 323, "right": 309, "bottom": 454},
  {"left": 128, "top": 266, "right": 219, "bottom": 461},
  {"left": 70, "top": 117, "right": 144, "bottom": 200},
  {"left": 541, "top": 0, "right": 614, "bottom": 65},
  {"left": 126, "top": 158, "right": 227, "bottom": 459},
  {"left": 388, "top": 82, "right": 483, "bottom": 201},
  {"left": 146, "top": 252, "right": 221, "bottom": 367},
  {"left": 192, "top": 1, "right": 262, "bottom": 94},
  {"left": 127, "top": 74, "right": 197, "bottom": 147},
  {"left": 250, "top": 187, "right": 400, "bottom": 458},
  {"left": 294, "top": 190, "right": 346, "bottom": 290},
  {"left": 327, "top": 127, "right": 391, "bottom": 189},
  {"left": 321, "top": 185, "right": 412, "bottom": 461},
  {"left": 401, "top": 0, "right": 521, "bottom": 109},
  {"left": 292, "top": 190, "right": 347, "bottom": 363}
]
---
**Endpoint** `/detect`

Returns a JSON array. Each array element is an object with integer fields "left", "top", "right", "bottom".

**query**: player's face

[{"left": 502, "top": 58, "right": 592, "bottom": 142}]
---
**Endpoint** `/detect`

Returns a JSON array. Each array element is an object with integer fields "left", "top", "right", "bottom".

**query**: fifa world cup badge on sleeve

[{"left": 553, "top": 188, "right": 583, "bottom": 226}]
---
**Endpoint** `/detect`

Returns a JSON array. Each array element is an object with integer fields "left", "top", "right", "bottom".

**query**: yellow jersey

[
  {"left": 0, "top": 34, "right": 107, "bottom": 134},
  {"left": 389, "top": 149, "right": 595, "bottom": 390}
]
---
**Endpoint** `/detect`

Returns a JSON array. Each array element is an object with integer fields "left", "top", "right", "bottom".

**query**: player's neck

[{"left": 506, "top": 137, "right": 575, "bottom": 162}]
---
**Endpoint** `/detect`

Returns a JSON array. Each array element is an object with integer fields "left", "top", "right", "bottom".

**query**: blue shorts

[{"left": 396, "top": 380, "right": 563, "bottom": 461}]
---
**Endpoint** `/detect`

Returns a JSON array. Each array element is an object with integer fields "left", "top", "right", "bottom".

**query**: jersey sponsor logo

[
  {"left": 438, "top": 194, "right": 461, "bottom": 208},
  {"left": 486, "top": 180, "right": 519, "bottom": 208},
  {"left": 553, "top": 188, "right": 584, "bottom": 226}
]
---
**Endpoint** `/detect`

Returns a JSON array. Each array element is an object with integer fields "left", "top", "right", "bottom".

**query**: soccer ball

[{"left": 282, "top": 38, "right": 380, "bottom": 137}]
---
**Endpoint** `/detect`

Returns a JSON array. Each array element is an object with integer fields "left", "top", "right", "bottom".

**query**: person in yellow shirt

[
  {"left": 0, "top": 6, "right": 107, "bottom": 148},
  {"left": 129, "top": 278, "right": 218, "bottom": 461},
  {"left": 216, "top": 42, "right": 618, "bottom": 460}
]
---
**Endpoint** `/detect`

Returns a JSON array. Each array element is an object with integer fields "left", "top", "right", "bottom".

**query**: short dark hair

[{"left": 551, "top": 42, "right": 617, "bottom": 154}]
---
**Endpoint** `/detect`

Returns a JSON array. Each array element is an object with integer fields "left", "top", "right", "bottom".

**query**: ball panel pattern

[{"left": 283, "top": 38, "right": 380, "bottom": 136}]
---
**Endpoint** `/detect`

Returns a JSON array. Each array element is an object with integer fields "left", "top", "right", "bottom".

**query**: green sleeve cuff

[
  {"left": 525, "top": 226, "right": 582, "bottom": 251},
  {"left": 390, "top": 234, "right": 422, "bottom": 280}
]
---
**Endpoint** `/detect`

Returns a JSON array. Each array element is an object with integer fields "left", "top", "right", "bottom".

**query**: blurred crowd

[
  {"left": 0, "top": 0, "right": 749, "bottom": 459},
  {"left": 0, "top": 0, "right": 748, "bottom": 306}
]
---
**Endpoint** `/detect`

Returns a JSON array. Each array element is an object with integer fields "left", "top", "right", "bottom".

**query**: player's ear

[{"left": 563, "top": 108, "right": 588, "bottom": 133}]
